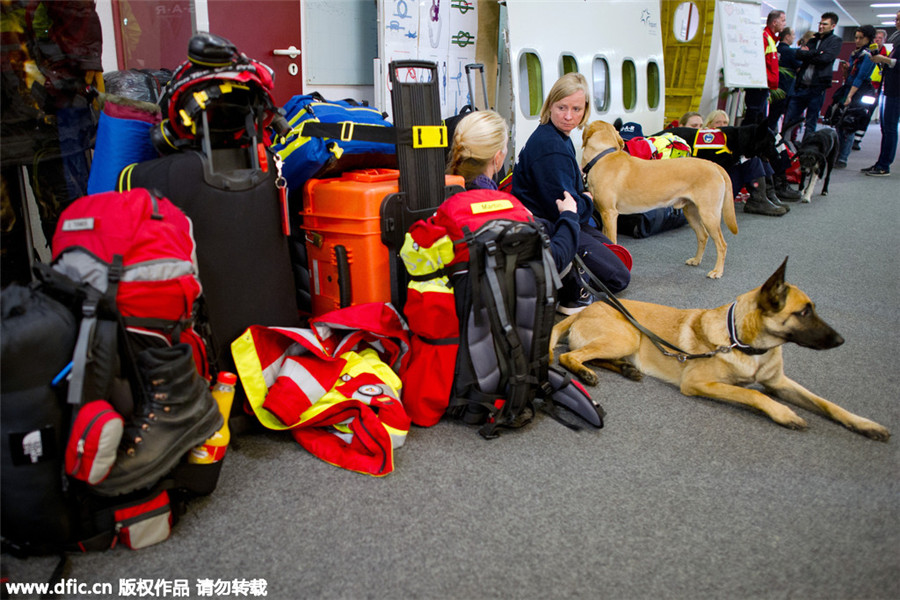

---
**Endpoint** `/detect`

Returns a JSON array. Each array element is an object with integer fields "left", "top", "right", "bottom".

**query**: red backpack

[{"left": 45, "top": 188, "right": 210, "bottom": 411}]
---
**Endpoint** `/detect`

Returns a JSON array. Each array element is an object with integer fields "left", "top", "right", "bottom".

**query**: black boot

[
  {"left": 773, "top": 173, "right": 801, "bottom": 201},
  {"left": 94, "top": 344, "right": 222, "bottom": 496},
  {"left": 765, "top": 177, "right": 790, "bottom": 213},
  {"left": 743, "top": 178, "right": 787, "bottom": 216}
]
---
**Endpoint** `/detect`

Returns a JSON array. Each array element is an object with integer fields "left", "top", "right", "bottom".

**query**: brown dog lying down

[
  {"left": 581, "top": 120, "right": 737, "bottom": 278},
  {"left": 550, "top": 259, "right": 890, "bottom": 441}
]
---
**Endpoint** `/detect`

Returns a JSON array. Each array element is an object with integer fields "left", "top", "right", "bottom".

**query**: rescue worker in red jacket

[{"left": 744, "top": 10, "right": 786, "bottom": 125}]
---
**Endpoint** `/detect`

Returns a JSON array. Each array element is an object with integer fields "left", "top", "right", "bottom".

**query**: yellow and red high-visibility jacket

[{"left": 232, "top": 303, "right": 411, "bottom": 476}]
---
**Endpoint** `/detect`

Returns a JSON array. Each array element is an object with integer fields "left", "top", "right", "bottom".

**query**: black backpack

[{"left": 451, "top": 222, "right": 605, "bottom": 437}]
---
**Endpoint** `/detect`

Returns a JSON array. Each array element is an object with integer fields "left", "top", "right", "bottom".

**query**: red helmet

[{"left": 152, "top": 33, "right": 286, "bottom": 153}]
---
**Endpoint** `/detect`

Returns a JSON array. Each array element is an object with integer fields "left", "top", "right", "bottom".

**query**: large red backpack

[
  {"left": 400, "top": 189, "right": 604, "bottom": 437},
  {"left": 46, "top": 188, "right": 210, "bottom": 413}
]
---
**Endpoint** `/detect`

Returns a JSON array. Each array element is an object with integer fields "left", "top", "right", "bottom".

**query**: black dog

[
  {"left": 660, "top": 119, "right": 780, "bottom": 169},
  {"left": 796, "top": 127, "right": 839, "bottom": 203}
]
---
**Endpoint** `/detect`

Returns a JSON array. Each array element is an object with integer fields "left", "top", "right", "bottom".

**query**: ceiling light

[
  {"left": 869, "top": 3, "right": 900, "bottom": 8},
  {"left": 882, "top": 20, "right": 896, "bottom": 24}
]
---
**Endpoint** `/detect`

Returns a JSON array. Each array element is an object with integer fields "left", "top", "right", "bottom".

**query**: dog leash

[{"left": 571, "top": 255, "right": 752, "bottom": 361}]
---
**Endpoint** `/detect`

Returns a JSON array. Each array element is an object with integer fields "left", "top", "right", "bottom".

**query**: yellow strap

[{"left": 117, "top": 163, "right": 137, "bottom": 191}]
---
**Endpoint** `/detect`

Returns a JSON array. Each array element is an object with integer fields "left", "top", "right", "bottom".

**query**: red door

[
  {"left": 112, "top": 0, "right": 303, "bottom": 107},
  {"left": 207, "top": 0, "right": 303, "bottom": 107},
  {"left": 112, "top": 0, "right": 194, "bottom": 71}
]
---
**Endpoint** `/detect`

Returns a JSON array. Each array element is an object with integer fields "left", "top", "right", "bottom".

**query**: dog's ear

[
  {"left": 613, "top": 117, "right": 623, "bottom": 130},
  {"left": 582, "top": 123, "right": 592, "bottom": 148},
  {"left": 759, "top": 257, "right": 789, "bottom": 313}
]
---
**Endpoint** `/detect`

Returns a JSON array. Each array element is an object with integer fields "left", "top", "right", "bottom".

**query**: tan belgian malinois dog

[
  {"left": 549, "top": 259, "right": 890, "bottom": 441},
  {"left": 581, "top": 120, "right": 737, "bottom": 278}
]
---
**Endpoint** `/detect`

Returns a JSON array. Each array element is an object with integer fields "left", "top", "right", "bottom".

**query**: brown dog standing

[
  {"left": 581, "top": 120, "right": 737, "bottom": 278},
  {"left": 550, "top": 259, "right": 890, "bottom": 441}
]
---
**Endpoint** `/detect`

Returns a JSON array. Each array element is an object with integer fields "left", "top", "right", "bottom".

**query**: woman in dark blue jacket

[
  {"left": 447, "top": 109, "right": 579, "bottom": 276},
  {"left": 512, "top": 73, "right": 630, "bottom": 313}
]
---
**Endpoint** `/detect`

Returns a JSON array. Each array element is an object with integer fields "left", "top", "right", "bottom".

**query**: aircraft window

[
  {"left": 622, "top": 59, "right": 637, "bottom": 111},
  {"left": 673, "top": 2, "right": 700, "bottom": 42},
  {"left": 592, "top": 57, "right": 610, "bottom": 112},
  {"left": 561, "top": 54, "right": 578, "bottom": 76},
  {"left": 519, "top": 52, "right": 543, "bottom": 117},
  {"left": 647, "top": 61, "right": 660, "bottom": 109}
]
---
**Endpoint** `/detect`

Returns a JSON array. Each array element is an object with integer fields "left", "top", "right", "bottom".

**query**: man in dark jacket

[{"left": 782, "top": 12, "right": 842, "bottom": 142}]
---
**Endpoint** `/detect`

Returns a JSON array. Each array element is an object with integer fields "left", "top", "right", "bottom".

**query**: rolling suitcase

[{"left": 118, "top": 147, "right": 301, "bottom": 383}]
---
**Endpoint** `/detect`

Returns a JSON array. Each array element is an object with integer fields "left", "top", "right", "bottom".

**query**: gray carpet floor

[{"left": 3, "top": 128, "right": 898, "bottom": 600}]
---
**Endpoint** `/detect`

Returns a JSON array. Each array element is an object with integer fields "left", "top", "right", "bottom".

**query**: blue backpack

[{"left": 272, "top": 93, "right": 397, "bottom": 189}]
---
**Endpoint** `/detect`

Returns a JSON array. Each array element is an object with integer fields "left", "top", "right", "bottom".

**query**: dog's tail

[
  {"left": 549, "top": 313, "right": 579, "bottom": 362},
  {"left": 717, "top": 164, "right": 738, "bottom": 235}
]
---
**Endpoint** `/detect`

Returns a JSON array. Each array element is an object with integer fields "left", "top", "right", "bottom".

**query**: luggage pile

[{"left": 1, "top": 33, "right": 607, "bottom": 560}]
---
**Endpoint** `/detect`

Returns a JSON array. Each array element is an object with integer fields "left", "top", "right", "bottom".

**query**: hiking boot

[
  {"left": 773, "top": 175, "right": 802, "bottom": 201},
  {"left": 834, "top": 161, "right": 847, "bottom": 169},
  {"left": 866, "top": 167, "right": 890, "bottom": 177},
  {"left": 743, "top": 178, "right": 787, "bottom": 216},
  {"left": 765, "top": 181, "right": 790, "bottom": 213},
  {"left": 93, "top": 344, "right": 221, "bottom": 496}
]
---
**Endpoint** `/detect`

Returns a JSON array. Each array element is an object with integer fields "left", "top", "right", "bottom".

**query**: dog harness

[{"left": 692, "top": 129, "right": 732, "bottom": 156}]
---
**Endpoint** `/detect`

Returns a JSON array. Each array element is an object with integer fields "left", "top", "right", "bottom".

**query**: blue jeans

[
  {"left": 875, "top": 94, "right": 899, "bottom": 172},
  {"left": 783, "top": 86, "right": 827, "bottom": 142},
  {"left": 837, "top": 126, "right": 854, "bottom": 164}
]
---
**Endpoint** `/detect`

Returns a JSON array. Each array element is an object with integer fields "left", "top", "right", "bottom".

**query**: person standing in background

[
  {"left": 862, "top": 10, "right": 900, "bottom": 177},
  {"left": 782, "top": 12, "right": 842, "bottom": 142},
  {"left": 743, "top": 10, "right": 785, "bottom": 125}
]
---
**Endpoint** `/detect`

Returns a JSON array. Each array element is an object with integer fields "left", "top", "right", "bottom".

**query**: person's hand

[
  {"left": 843, "top": 95, "right": 851, "bottom": 106},
  {"left": 556, "top": 191, "right": 578, "bottom": 214}
]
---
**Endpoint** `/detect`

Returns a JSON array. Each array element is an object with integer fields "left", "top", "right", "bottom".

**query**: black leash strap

[{"left": 572, "top": 255, "right": 736, "bottom": 362}]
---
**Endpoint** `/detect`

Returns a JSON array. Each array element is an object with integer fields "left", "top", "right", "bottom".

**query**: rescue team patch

[{"left": 471, "top": 199, "right": 515, "bottom": 214}]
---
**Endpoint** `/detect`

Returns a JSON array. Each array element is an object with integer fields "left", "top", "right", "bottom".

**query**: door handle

[{"left": 273, "top": 46, "right": 301, "bottom": 59}]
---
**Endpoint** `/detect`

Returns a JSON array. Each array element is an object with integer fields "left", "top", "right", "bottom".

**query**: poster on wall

[{"left": 378, "top": 0, "right": 477, "bottom": 119}]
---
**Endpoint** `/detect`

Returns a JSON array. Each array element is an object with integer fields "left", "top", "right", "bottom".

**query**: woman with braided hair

[{"left": 446, "top": 109, "right": 579, "bottom": 277}]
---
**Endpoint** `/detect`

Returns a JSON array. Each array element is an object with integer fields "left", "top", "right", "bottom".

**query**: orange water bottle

[{"left": 188, "top": 371, "right": 236, "bottom": 464}]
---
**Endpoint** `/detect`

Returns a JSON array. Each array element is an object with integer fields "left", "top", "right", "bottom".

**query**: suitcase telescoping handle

[{"left": 390, "top": 60, "right": 440, "bottom": 75}]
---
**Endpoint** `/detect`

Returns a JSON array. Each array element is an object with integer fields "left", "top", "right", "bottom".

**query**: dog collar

[
  {"left": 727, "top": 303, "right": 769, "bottom": 355},
  {"left": 582, "top": 147, "right": 617, "bottom": 176}
]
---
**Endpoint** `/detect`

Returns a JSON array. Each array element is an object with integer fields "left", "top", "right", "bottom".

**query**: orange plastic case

[{"left": 302, "top": 169, "right": 464, "bottom": 316}]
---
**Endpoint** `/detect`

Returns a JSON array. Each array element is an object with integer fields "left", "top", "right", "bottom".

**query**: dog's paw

[
  {"left": 577, "top": 368, "right": 599, "bottom": 386},
  {"left": 706, "top": 269, "right": 723, "bottom": 279},
  {"left": 821, "top": 191, "right": 828, "bottom": 196},
  {"left": 621, "top": 363, "right": 643, "bottom": 381},
  {"left": 774, "top": 408, "right": 807, "bottom": 430},
  {"left": 685, "top": 257, "right": 701, "bottom": 267},
  {"left": 801, "top": 196, "right": 811, "bottom": 204},
  {"left": 852, "top": 419, "right": 891, "bottom": 442}
]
